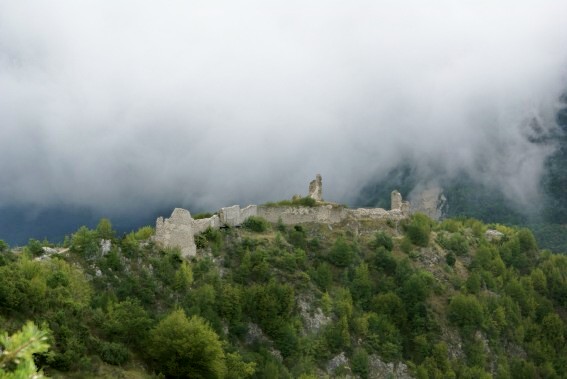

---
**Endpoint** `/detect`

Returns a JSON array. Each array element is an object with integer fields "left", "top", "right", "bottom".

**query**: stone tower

[
  {"left": 308, "top": 174, "right": 323, "bottom": 201},
  {"left": 391, "top": 190, "right": 402, "bottom": 210}
]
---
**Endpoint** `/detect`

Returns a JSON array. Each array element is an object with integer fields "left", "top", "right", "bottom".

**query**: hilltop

[{"left": 1, "top": 180, "right": 566, "bottom": 378}]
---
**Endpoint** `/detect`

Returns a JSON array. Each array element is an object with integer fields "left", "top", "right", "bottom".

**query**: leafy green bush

[
  {"left": 25, "top": 238, "right": 44, "bottom": 257},
  {"left": 133, "top": 226, "right": 154, "bottom": 240},
  {"left": 405, "top": 214, "right": 432, "bottom": 247},
  {"left": 438, "top": 232, "right": 469, "bottom": 256},
  {"left": 264, "top": 196, "right": 317, "bottom": 207},
  {"left": 193, "top": 212, "right": 214, "bottom": 219},
  {"left": 328, "top": 237, "right": 356, "bottom": 267},
  {"left": 243, "top": 216, "right": 269, "bottom": 233},
  {"left": 351, "top": 347, "right": 369, "bottom": 379},
  {"left": 95, "top": 340, "right": 129, "bottom": 365},
  {"left": 373, "top": 231, "right": 393, "bottom": 251},
  {"left": 148, "top": 310, "right": 226, "bottom": 378},
  {"left": 448, "top": 294, "right": 484, "bottom": 331},
  {"left": 0, "top": 321, "right": 50, "bottom": 378},
  {"left": 445, "top": 252, "right": 456, "bottom": 267}
]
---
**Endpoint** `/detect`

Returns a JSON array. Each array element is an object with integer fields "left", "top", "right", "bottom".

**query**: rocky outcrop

[
  {"left": 368, "top": 355, "right": 413, "bottom": 379},
  {"left": 308, "top": 174, "right": 323, "bottom": 201},
  {"left": 485, "top": 229, "right": 504, "bottom": 241},
  {"left": 411, "top": 185, "right": 447, "bottom": 220},
  {"left": 326, "top": 352, "right": 351, "bottom": 376}
]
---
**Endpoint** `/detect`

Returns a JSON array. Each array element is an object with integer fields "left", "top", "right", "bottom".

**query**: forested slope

[{"left": 1, "top": 214, "right": 566, "bottom": 378}]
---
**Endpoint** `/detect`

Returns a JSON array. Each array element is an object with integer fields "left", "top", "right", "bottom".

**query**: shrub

[
  {"left": 445, "top": 252, "right": 456, "bottom": 267},
  {"left": 133, "top": 226, "right": 154, "bottom": 240},
  {"left": 448, "top": 294, "right": 484, "bottom": 331},
  {"left": 148, "top": 310, "right": 226, "bottom": 378},
  {"left": 329, "top": 237, "right": 355, "bottom": 267},
  {"left": 264, "top": 196, "right": 317, "bottom": 207},
  {"left": 193, "top": 212, "right": 214, "bottom": 219},
  {"left": 405, "top": 214, "right": 431, "bottom": 247},
  {"left": 95, "top": 340, "right": 129, "bottom": 365},
  {"left": 373, "top": 231, "right": 393, "bottom": 251},
  {"left": 25, "top": 239, "right": 44, "bottom": 257},
  {"left": 351, "top": 347, "right": 369, "bottom": 379},
  {"left": 243, "top": 216, "right": 269, "bottom": 233}
]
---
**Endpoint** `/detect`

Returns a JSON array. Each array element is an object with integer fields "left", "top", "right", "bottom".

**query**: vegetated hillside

[
  {"left": 357, "top": 95, "right": 567, "bottom": 253},
  {"left": 1, "top": 214, "right": 566, "bottom": 378}
]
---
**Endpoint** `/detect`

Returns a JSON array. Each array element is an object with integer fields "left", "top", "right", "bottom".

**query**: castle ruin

[{"left": 154, "top": 175, "right": 411, "bottom": 257}]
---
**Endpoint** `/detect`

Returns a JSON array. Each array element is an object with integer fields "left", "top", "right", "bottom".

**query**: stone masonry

[
  {"left": 308, "top": 174, "right": 323, "bottom": 201},
  {"left": 154, "top": 175, "right": 411, "bottom": 257}
]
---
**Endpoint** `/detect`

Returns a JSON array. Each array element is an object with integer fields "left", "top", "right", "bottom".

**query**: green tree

[
  {"left": 405, "top": 213, "right": 431, "bottom": 247},
  {"left": 148, "top": 309, "right": 226, "bottom": 378},
  {"left": 71, "top": 226, "right": 98, "bottom": 258},
  {"left": 351, "top": 347, "right": 369, "bottom": 379},
  {"left": 328, "top": 237, "right": 355, "bottom": 267},
  {"left": 373, "top": 231, "right": 393, "bottom": 251},
  {"left": 0, "top": 321, "right": 50, "bottom": 379},
  {"left": 351, "top": 263, "right": 373, "bottom": 308},
  {"left": 103, "top": 298, "right": 152, "bottom": 345},
  {"left": 243, "top": 216, "right": 269, "bottom": 233},
  {"left": 448, "top": 294, "right": 484, "bottom": 331},
  {"left": 174, "top": 261, "right": 194, "bottom": 292},
  {"left": 95, "top": 218, "right": 115, "bottom": 240}
]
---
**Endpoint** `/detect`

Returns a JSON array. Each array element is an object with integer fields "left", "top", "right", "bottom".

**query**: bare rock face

[
  {"left": 410, "top": 185, "right": 447, "bottom": 220},
  {"left": 326, "top": 352, "right": 352, "bottom": 376},
  {"left": 154, "top": 208, "right": 196, "bottom": 257},
  {"left": 485, "top": 229, "right": 504, "bottom": 241},
  {"left": 368, "top": 355, "right": 414, "bottom": 379},
  {"left": 308, "top": 174, "right": 323, "bottom": 201}
]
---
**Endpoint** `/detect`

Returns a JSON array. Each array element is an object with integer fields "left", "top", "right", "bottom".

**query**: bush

[
  {"left": 148, "top": 310, "right": 226, "bottom": 378},
  {"left": 243, "top": 216, "right": 269, "bottom": 233},
  {"left": 445, "top": 252, "right": 456, "bottom": 267},
  {"left": 373, "top": 231, "right": 393, "bottom": 251},
  {"left": 351, "top": 348, "right": 369, "bottom": 379},
  {"left": 95, "top": 340, "right": 129, "bottom": 365},
  {"left": 264, "top": 196, "right": 317, "bottom": 207},
  {"left": 25, "top": 239, "right": 44, "bottom": 257},
  {"left": 405, "top": 214, "right": 431, "bottom": 247},
  {"left": 448, "top": 294, "right": 484, "bottom": 331},
  {"left": 328, "top": 237, "right": 356, "bottom": 267}
]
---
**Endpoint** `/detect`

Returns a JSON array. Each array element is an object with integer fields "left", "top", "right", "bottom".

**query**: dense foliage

[{"left": 0, "top": 214, "right": 566, "bottom": 378}]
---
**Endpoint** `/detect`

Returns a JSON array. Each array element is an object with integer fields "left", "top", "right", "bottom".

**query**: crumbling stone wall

[
  {"left": 154, "top": 175, "right": 411, "bottom": 256},
  {"left": 391, "top": 190, "right": 402, "bottom": 210},
  {"left": 308, "top": 174, "right": 323, "bottom": 201},
  {"left": 219, "top": 205, "right": 258, "bottom": 227},
  {"left": 155, "top": 205, "right": 258, "bottom": 256},
  {"left": 257, "top": 204, "right": 346, "bottom": 225},
  {"left": 155, "top": 208, "right": 197, "bottom": 257}
]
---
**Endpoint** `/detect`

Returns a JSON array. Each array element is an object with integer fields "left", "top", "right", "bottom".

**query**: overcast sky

[{"left": 1, "top": 1, "right": 566, "bottom": 215}]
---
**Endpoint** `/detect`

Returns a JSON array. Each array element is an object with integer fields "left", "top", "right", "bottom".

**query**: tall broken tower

[{"left": 308, "top": 174, "right": 323, "bottom": 201}]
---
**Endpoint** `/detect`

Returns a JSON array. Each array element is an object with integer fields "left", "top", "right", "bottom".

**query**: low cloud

[{"left": 1, "top": 1, "right": 566, "bottom": 215}]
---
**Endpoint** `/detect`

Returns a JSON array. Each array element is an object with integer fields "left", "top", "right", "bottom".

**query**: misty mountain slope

[
  {"left": 542, "top": 94, "right": 567, "bottom": 224},
  {"left": 1, "top": 214, "right": 566, "bottom": 378}
]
